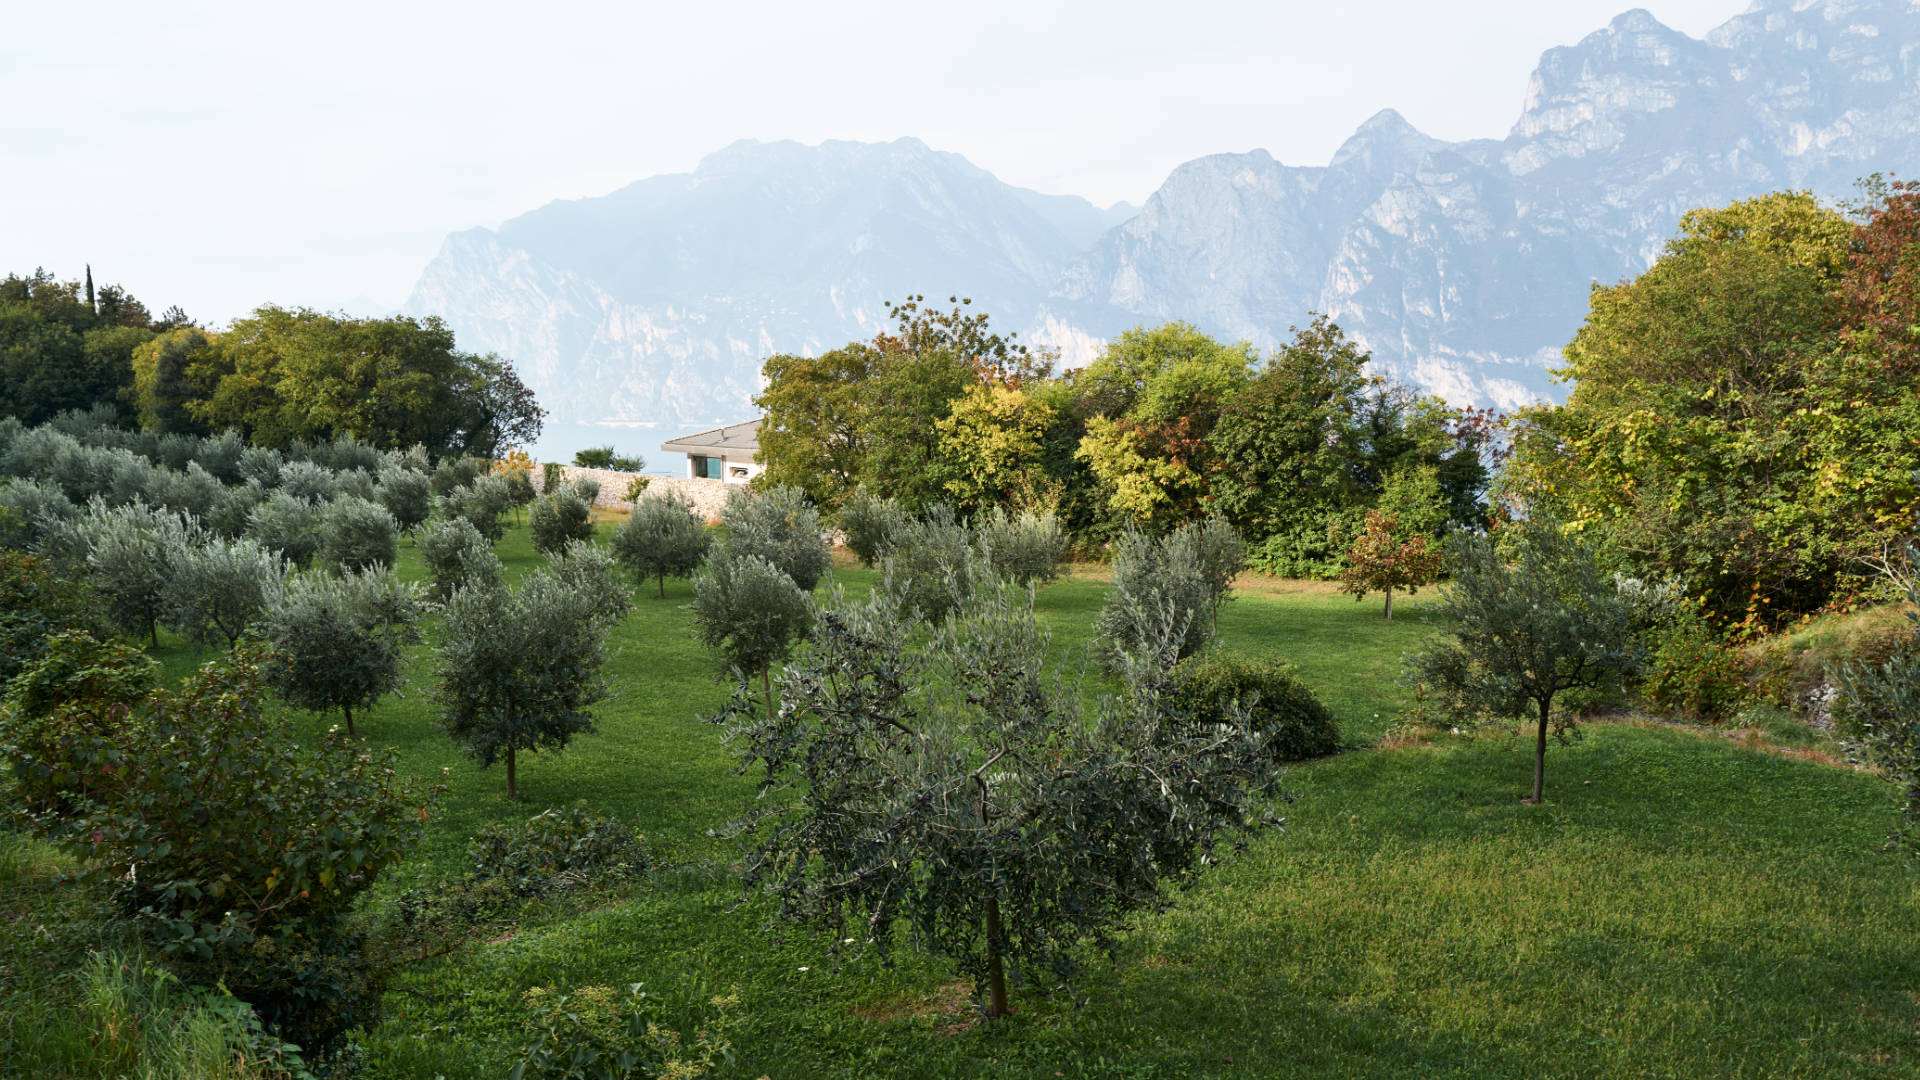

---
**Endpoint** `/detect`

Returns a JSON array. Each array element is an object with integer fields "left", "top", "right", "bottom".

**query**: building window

[{"left": 730, "top": 466, "right": 748, "bottom": 479}]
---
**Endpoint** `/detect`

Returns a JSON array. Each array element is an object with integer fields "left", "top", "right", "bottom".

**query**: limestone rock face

[{"left": 406, "top": 0, "right": 1920, "bottom": 424}]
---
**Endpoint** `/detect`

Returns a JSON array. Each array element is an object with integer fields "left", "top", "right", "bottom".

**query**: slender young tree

[
  {"left": 612, "top": 492, "right": 712, "bottom": 598},
  {"left": 1338, "top": 510, "right": 1444, "bottom": 619},
  {"left": 258, "top": 568, "right": 424, "bottom": 736},
  {"left": 690, "top": 548, "right": 810, "bottom": 720}
]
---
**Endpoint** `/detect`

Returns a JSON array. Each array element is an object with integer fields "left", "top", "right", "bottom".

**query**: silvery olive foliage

[
  {"left": 70, "top": 500, "right": 204, "bottom": 645},
  {"left": 163, "top": 535, "right": 286, "bottom": 649},
  {"left": 320, "top": 495, "right": 400, "bottom": 573},
  {"left": 1833, "top": 546, "right": 1920, "bottom": 861},
  {"left": 376, "top": 467, "right": 434, "bottom": 532},
  {"left": 568, "top": 476, "right": 602, "bottom": 506},
  {"left": 876, "top": 505, "right": 980, "bottom": 625},
  {"left": 417, "top": 517, "right": 504, "bottom": 603},
  {"left": 714, "top": 575, "right": 1282, "bottom": 1018},
  {"left": 0, "top": 478, "right": 77, "bottom": 551},
  {"left": 277, "top": 459, "right": 337, "bottom": 504},
  {"left": 247, "top": 489, "right": 324, "bottom": 568},
  {"left": 1405, "top": 516, "right": 1643, "bottom": 804},
  {"left": 258, "top": 568, "right": 424, "bottom": 736},
  {"left": 721, "top": 484, "right": 830, "bottom": 591},
  {"left": 530, "top": 485, "right": 594, "bottom": 556},
  {"left": 838, "top": 488, "right": 909, "bottom": 568},
  {"left": 436, "top": 473, "right": 516, "bottom": 542},
  {"left": 691, "top": 548, "right": 811, "bottom": 718},
  {"left": 1094, "top": 517, "right": 1245, "bottom": 670},
  {"left": 205, "top": 480, "right": 267, "bottom": 539},
  {"left": 433, "top": 551, "right": 629, "bottom": 802},
  {"left": 974, "top": 505, "right": 1068, "bottom": 588},
  {"left": 613, "top": 492, "right": 712, "bottom": 598}
]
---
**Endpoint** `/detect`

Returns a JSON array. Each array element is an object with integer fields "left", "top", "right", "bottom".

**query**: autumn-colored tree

[{"left": 1338, "top": 510, "right": 1443, "bottom": 619}]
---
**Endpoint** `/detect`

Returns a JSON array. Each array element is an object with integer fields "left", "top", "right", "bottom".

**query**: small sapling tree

[
  {"left": 878, "top": 506, "right": 978, "bottom": 624},
  {"left": 690, "top": 548, "right": 811, "bottom": 719},
  {"left": 1094, "top": 516, "right": 1244, "bottom": 668},
  {"left": 434, "top": 555, "right": 628, "bottom": 801},
  {"left": 613, "top": 492, "right": 712, "bottom": 598},
  {"left": 163, "top": 535, "right": 285, "bottom": 649},
  {"left": 417, "top": 516, "right": 504, "bottom": 603},
  {"left": 1338, "top": 509, "right": 1444, "bottom": 619},
  {"left": 258, "top": 568, "right": 425, "bottom": 736},
  {"left": 530, "top": 485, "right": 595, "bottom": 556},
  {"left": 1406, "top": 516, "right": 1641, "bottom": 804},
  {"left": 715, "top": 574, "right": 1280, "bottom": 1019},
  {"left": 319, "top": 494, "right": 400, "bottom": 572},
  {"left": 721, "top": 484, "right": 830, "bottom": 591},
  {"left": 974, "top": 505, "right": 1067, "bottom": 588}
]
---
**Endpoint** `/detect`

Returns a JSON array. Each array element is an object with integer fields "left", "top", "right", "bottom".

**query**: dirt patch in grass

[{"left": 853, "top": 980, "right": 978, "bottom": 1036}]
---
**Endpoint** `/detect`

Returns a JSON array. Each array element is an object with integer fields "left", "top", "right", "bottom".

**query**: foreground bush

[
  {"left": 512, "top": 984, "right": 736, "bottom": 1080},
  {"left": 1, "top": 630, "right": 157, "bottom": 816},
  {"left": 877, "top": 506, "right": 978, "bottom": 624},
  {"left": 0, "top": 550, "right": 105, "bottom": 689},
  {"left": 1168, "top": 650, "right": 1340, "bottom": 762},
  {"left": 27, "top": 646, "right": 443, "bottom": 1054},
  {"left": 721, "top": 484, "right": 829, "bottom": 591}
]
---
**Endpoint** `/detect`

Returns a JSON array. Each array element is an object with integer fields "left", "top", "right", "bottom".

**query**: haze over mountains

[{"left": 404, "top": 0, "right": 1920, "bottom": 434}]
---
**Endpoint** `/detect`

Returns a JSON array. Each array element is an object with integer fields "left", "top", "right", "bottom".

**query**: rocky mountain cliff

[{"left": 405, "top": 0, "right": 1920, "bottom": 429}]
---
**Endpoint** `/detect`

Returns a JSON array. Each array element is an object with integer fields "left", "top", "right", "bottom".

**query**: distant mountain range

[{"left": 404, "top": 0, "right": 1920, "bottom": 433}]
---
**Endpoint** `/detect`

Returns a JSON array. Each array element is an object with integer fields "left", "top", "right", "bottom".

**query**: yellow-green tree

[{"left": 932, "top": 383, "right": 1055, "bottom": 513}]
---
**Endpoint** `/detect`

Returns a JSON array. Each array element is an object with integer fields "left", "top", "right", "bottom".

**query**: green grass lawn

[{"left": 16, "top": 520, "right": 1920, "bottom": 1079}]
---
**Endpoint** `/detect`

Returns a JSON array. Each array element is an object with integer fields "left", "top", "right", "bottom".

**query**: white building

[{"left": 661, "top": 419, "right": 763, "bottom": 484}]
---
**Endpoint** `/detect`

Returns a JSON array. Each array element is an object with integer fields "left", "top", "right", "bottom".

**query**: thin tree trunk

[
  {"left": 1383, "top": 587, "right": 1394, "bottom": 620},
  {"left": 762, "top": 666, "right": 775, "bottom": 721},
  {"left": 984, "top": 896, "right": 1010, "bottom": 1019},
  {"left": 150, "top": 622, "right": 158, "bottom": 648},
  {"left": 506, "top": 742, "right": 519, "bottom": 802},
  {"left": 344, "top": 703, "right": 356, "bottom": 737},
  {"left": 1526, "top": 698, "right": 1549, "bottom": 804},
  {"left": 658, "top": 572, "right": 666, "bottom": 600}
]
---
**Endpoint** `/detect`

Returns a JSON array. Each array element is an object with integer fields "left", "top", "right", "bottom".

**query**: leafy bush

[
  {"left": 375, "top": 467, "right": 433, "bottom": 532},
  {"left": 1640, "top": 606, "right": 1752, "bottom": 723},
  {"left": 613, "top": 492, "right": 711, "bottom": 598},
  {"left": 258, "top": 569, "right": 424, "bottom": 736},
  {"left": 332, "top": 468, "right": 378, "bottom": 503},
  {"left": 721, "top": 484, "right": 830, "bottom": 591},
  {"left": 206, "top": 480, "right": 266, "bottom": 540},
  {"left": 1, "top": 630, "right": 158, "bottom": 816},
  {"left": 691, "top": 549, "right": 811, "bottom": 718},
  {"left": 838, "top": 488, "right": 908, "bottom": 567},
  {"left": 622, "top": 475, "right": 650, "bottom": 502},
  {"left": 27, "top": 646, "right": 442, "bottom": 1054},
  {"left": 975, "top": 505, "right": 1066, "bottom": 587},
  {"left": 877, "top": 506, "right": 979, "bottom": 624},
  {"left": 416, "top": 517, "right": 504, "bottom": 603},
  {"left": 318, "top": 495, "right": 399, "bottom": 573},
  {"left": 436, "top": 473, "right": 515, "bottom": 542},
  {"left": 1246, "top": 507, "right": 1364, "bottom": 579},
  {"left": 0, "top": 550, "right": 106, "bottom": 689},
  {"left": 530, "top": 486, "right": 594, "bottom": 556},
  {"left": 1167, "top": 650, "right": 1340, "bottom": 762},
  {"left": 163, "top": 537, "right": 284, "bottom": 649},
  {"left": 510, "top": 984, "right": 736, "bottom": 1080},
  {"left": 1095, "top": 519, "right": 1243, "bottom": 670},
  {"left": 1833, "top": 592, "right": 1920, "bottom": 858},
  {"left": 468, "top": 806, "right": 651, "bottom": 898},
  {"left": 247, "top": 490, "right": 323, "bottom": 568}
]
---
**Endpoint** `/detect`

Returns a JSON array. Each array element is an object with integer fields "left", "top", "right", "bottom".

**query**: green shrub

[
  {"left": 1168, "top": 650, "right": 1340, "bottom": 762},
  {"left": 276, "top": 460, "right": 336, "bottom": 504},
  {"left": 838, "top": 488, "right": 908, "bottom": 567},
  {"left": 1641, "top": 607, "right": 1752, "bottom": 723},
  {"left": 206, "top": 481, "right": 267, "bottom": 540},
  {"left": 257, "top": 569, "right": 424, "bottom": 737},
  {"left": 975, "top": 505, "right": 1067, "bottom": 587},
  {"left": 1247, "top": 508, "right": 1364, "bottom": 579},
  {"left": 80, "top": 501, "right": 204, "bottom": 645},
  {"left": 416, "top": 517, "right": 503, "bottom": 603},
  {"left": 691, "top": 548, "right": 811, "bottom": 718},
  {"left": 721, "top": 484, "right": 830, "bottom": 591},
  {"left": 247, "top": 490, "right": 323, "bottom": 568},
  {"left": 0, "top": 478, "right": 78, "bottom": 551},
  {"left": 1, "top": 630, "right": 157, "bottom": 816},
  {"left": 0, "top": 550, "right": 104, "bottom": 689},
  {"left": 622, "top": 475, "right": 651, "bottom": 502},
  {"left": 570, "top": 476, "right": 602, "bottom": 505},
  {"left": 510, "top": 983, "right": 736, "bottom": 1080},
  {"left": 613, "top": 493, "right": 711, "bottom": 598},
  {"left": 878, "top": 506, "right": 978, "bottom": 624},
  {"left": 1095, "top": 518, "right": 1243, "bottom": 670},
  {"left": 436, "top": 474, "right": 515, "bottom": 542},
  {"left": 319, "top": 495, "right": 399, "bottom": 572},
  {"left": 431, "top": 456, "right": 484, "bottom": 496},
  {"left": 375, "top": 467, "right": 433, "bottom": 532},
  {"left": 531, "top": 487, "right": 594, "bottom": 556},
  {"left": 469, "top": 806, "right": 651, "bottom": 898}
]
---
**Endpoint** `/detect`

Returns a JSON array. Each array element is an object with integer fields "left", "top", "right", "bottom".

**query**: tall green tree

[{"left": 755, "top": 344, "right": 881, "bottom": 509}]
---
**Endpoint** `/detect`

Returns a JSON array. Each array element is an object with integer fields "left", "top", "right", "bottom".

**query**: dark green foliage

[
  {"left": 319, "top": 494, "right": 399, "bottom": 572},
  {"left": 376, "top": 467, "right": 433, "bottom": 532},
  {"left": 437, "top": 473, "right": 515, "bottom": 542},
  {"left": 0, "top": 630, "right": 158, "bottom": 815},
  {"left": 1168, "top": 650, "right": 1340, "bottom": 762},
  {"left": 975, "top": 505, "right": 1066, "bottom": 587},
  {"left": 1407, "top": 517, "right": 1643, "bottom": 803},
  {"left": 26, "top": 646, "right": 442, "bottom": 1054},
  {"left": 837, "top": 487, "right": 908, "bottom": 567},
  {"left": 0, "top": 550, "right": 105, "bottom": 689},
  {"left": 1095, "top": 517, "right": 1244, "bottom": 669},
  {"left": 530, "top": 486, "right": 594, "bottom": 556},
  {"left": 612, "top": 492, "right": 712, "bottom": 598},
  {"left": 246, "top": 489, "right": 322, "bottom": 568},
  {"left": 1833, "top": 565, "right": 1920, "bottom": 860},
  {"left": 720, "top": 484, "right": 830, "bottom": 591},
  {"left": 509, "top": 983, "right": 736, "bottom": 1080},
  {"left": 416, "top": 517, "right": 504, "bottom": 603},
  {"left": 431, "top": 455, "right": 484, "bottom": 497},
  {"left": 876, "top": 506, "right": 979, "bottom": 624},
  {"left": 1640, "top": 605, "right": 1753, "bottom": 723},
  {"left": 572, "top": 445, "right": 646, "bottom": 472},
  {"left": 434, "top": 555, "right": 629, "bottom": 801},
  {"left": 258, "top": 569, "right": 424, "bottom": 736},
  {"left": 715, "top": 580, "right": 1280, "bottom": 1018},
  {"left": 466, "top": 807, "right": 651, "bottom": 900},
  {"left": 161, "top": 535, "right": 283, "bottom": 649},
  {"left": 691, "top": 549, "right": 811, "bottom": 717}
]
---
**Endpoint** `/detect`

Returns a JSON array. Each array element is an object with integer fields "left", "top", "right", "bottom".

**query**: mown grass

[{"left": 14, "top": 519, "right": 1920, "bottom": 1078}]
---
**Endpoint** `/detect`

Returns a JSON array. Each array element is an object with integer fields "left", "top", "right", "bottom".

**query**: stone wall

[{"left": 533, "top": 465, "right": 733, "bottom": 522}]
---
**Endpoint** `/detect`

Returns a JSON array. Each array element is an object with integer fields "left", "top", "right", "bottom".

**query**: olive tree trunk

[
  {"left": 506, "top": 741, "right": 519, "bottom": 802},
  {"left": 1526, "top": 698, "right": 1550, "bottom": 804},
  {"left": 983, "top": 895, "right": 1010, "bottom": 1019}
]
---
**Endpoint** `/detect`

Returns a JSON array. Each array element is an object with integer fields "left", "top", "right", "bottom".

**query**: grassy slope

[{"left": 53, "top": 522, "right": 1920, "bottom": 1076}]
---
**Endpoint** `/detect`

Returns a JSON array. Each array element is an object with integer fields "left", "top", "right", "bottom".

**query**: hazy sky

[{"left": 4, "top": 0, "right": 1746, "bottom": 324}]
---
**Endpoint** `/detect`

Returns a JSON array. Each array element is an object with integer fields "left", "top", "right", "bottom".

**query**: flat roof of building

[{"left": 661, "top": 418, "right": 762, "bottom": 456}]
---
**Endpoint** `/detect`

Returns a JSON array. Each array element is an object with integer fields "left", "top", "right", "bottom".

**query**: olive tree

[
  {"left": 258, "top": 569, "right": 424, "bottom": 736},
  {"left": 721, "top": 484, "right": 830, "bottom": 591},
  {"left": 838, "top": 488, "right": 908, "bottom": 567},
  {"left": 691, "top": 548, "right": 811, "bottom": 720},
  {"left": 417, "top": 516, "right": 504, "bottom": 603},
  {"left": 319, "top": 495, "right": 400, "bottom": 572},
  {"left": 163, "top": 536, "right": 286, "bottom": 649},
  {"left": 974, "top": 506, "right": 1067, "bottom": 588},
  {"left": 877, "top": 506, "right": 979, "bottom": 624},
  {"left": 1094, "top": 517, "right": 1244, "bottom": 669},
  {"left": 613, "top": 492, "right": 712, "bottom": 598},
  {"left": 247, "top": 490, "right": 323, "bottom": 568},
  {"left": 376, "top": 467, "right": 433, "bottom": 532},
  {"left": 434, "top": 550, "right": 630, "bottom": 801},
  {"left": 76, "top": 501, "right": 203, "bottom": 646},
  {"left": 1407, "top": 516, "right": 1642, "bottom": 804},
  {"left": 714, "top": 576, "right": 1280, "bottom": 1019},
  {"left": 530, "top": 485, "right": 594, "bottom": 556},
  {"left": 436, "top": 473, "right": 515, "bottom": 542}
]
